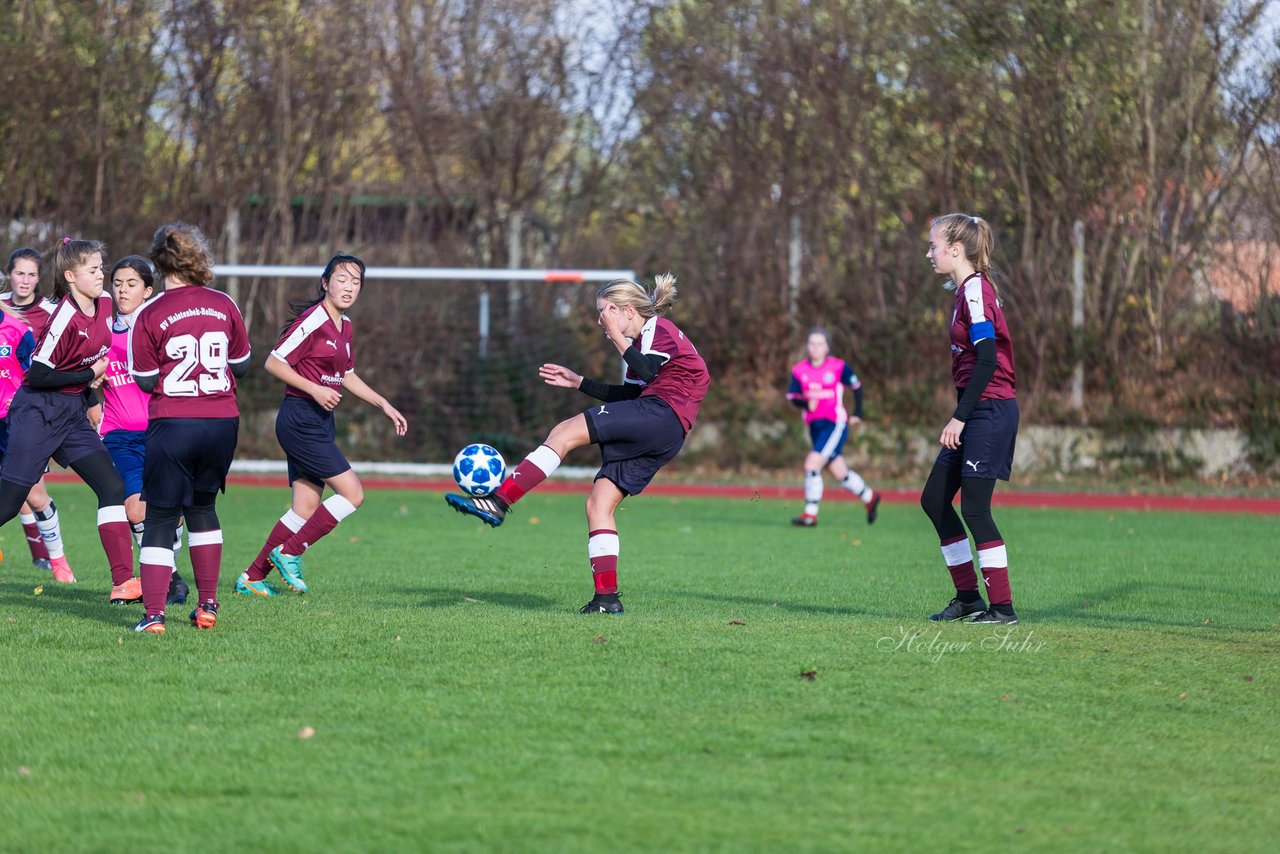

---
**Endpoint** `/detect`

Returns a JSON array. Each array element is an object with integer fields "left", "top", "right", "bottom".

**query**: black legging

[
  {"left": 0, "top": 451, "right": 123, "bottom": 524},
  {"left": 142, "top": 491, "right": 220, "bottom": 550},
  {"left": 920, "top": 462, "right": 1002, "bottom": 545}
]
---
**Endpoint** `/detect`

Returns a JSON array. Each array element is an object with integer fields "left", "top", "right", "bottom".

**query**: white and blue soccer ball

[{"left": 452, "top": 444, "right": 507, "bottom": 497}]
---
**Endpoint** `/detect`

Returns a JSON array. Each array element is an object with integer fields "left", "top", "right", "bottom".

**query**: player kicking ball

[{"left": 446, "top": 274, "right": 711, "bottom": 614}]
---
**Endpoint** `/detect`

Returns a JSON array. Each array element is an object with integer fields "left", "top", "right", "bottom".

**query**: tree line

[{"left": 2, "top": 0, "right": 1278, "bottom": 469}]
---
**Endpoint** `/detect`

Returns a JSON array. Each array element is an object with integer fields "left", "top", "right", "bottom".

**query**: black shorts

[
  {"left": 143, "top": 418, "right": 239, "bottom": 508},
  {"left": 276, "top": 396, "right": 351, "bottom": 486},
  {"left": 584, "top": 396, "right": 686, "bottom": 496},
  {"left": 0, "top": 388, "right": 107, "bottom": 487},
  {"left": 936, "top": 397, "right": 1019, "bottom": 481}
]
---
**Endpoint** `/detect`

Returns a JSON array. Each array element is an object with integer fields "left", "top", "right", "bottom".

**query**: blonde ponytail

[{"left": 597, "top": 272, "right": 680, "bottom": 318}]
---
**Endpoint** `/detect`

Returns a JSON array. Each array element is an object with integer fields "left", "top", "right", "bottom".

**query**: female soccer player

[
  {"left": 786, "top": 328, "right": 880, "bottom": 527},
  {"left": 921, "top": 213, "right": 1020, "bottom": 625},
  {"left": 236, "top": 253, "right": 407, "bottom": 597},
  {"left": 129, "top": 224, "right": 252, "bottom": 633},
  {"left": 2, "top": 247, "right": 71, "bottom": 577},
  {"left": 445, "top": 274, "right": 711, "bottom": 614},
  {"left": 89, "top": 256, "right": 188, "bottom": 604},
  {"left": 0, "top": 239, "right": 136, "bottom": 600}
]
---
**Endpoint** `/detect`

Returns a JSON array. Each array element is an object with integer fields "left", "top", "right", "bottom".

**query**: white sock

[
  {"left": 841, "top": 471, "right": 874, "bottom": 503},
  {"left": 131, "top": 521, "right": 146, "bottom": 547},
  {"left": 526, "top": 444, "right": 562, "bottom": 478},
  {"left": 35, "top": 504, "right": 66, "bottom": 559},
  {"left": 173, "top": 523, "right": 185, "bottom": 555},
  {"left": 803, "top": 470, "right": 823, "bottom": 517}
]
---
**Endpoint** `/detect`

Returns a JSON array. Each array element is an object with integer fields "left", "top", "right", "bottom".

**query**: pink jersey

[
  {"left": 950, "top": 272, "right": 1016, "bottom": 399},
  {"left": 99, "top": 314, "right": 151, "bottom": 434},
  {"left": 28, "top": 295, "right": 112, "bottom": 395},
  {"left": 788, "top": 357, "right": 860, "bottom": 424},
  {"left": 270, "top": 302, "right": 354, "bottom": 399},
  {"left": 624, "top": 315, "right": 710, "bottom": 432},
  {"left": 0, "top": 312, "right": 36, "bottom": 418},
  {"left": 129, "top": 287, "right": 251, "bottom": 419},
  {"left": 1, "top": 293, "right": 58, "bottom": 342}
]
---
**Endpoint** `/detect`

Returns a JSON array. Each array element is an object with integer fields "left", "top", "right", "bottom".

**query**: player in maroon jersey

[
  {"left": 0, "top": 238, "right": 137, "bottom": 601},
  {"left": 921, "top": 213, "right": 1020, "bottom": 625},
  {"left": 446, "top": 274, "right": 711, "bottom": 614},
  {"left": 237, "top": 253, "right": 407, "bottom": 597},
  {"left": 128, "top": 224, "right": 252, "bottom": 634},
  {"left": 1, "top": 247, "right": 73, "bottom": 576}
]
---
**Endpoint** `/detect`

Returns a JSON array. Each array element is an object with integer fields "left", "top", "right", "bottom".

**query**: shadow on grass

[
  {"left": 669, "top": 589, "right": 887, "bottom": 618},
  {"left": 1031, "top": 580, "right": 1276, "bottom": 632},
  {"left": 0, "top": 579, "right": 136, "bottom": 626},
  {"left": 401, "top": 587, "right": 560, "bottom": 612}
]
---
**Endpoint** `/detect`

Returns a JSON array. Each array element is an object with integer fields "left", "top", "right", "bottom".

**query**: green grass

[{"left": 1, "top": 484, "right": 1277, "bottom": 852}]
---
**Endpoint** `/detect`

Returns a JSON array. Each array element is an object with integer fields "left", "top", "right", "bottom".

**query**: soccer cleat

[
  {"left": 968, "top": 608, "right": 1019, "bottom": 625},
  {"left": 445, "top": 493, "right": 509, "bottom": 527},
  {"left": 109, "top": 576, "right": 143, "bottom": 604},
  {"left": 49, "top": 555, "right": 77, "bottom": 584},
  {"left": 791, "top": 514, "right": 818, "bottom": 528},
  {"left": 134, "top": 613, "right": 166, "bottom": 634},
  {"left": 33, "top": 558, "right": 52, "bottom": 572},
  {"left": 234, "top": 572, "right": 280, "bottom": 597},
  {"left": 579, "top": 594, "right": 624, "bottom": 614},
  {"left": 929, "top": 597, "right": 988, "bottom": 622},
  {"left": 167, "top": 573, "right": 190, "bottom": 605},
  {"left": 866, "top": 491, "right": 882, "bottom": 525},
  {"left": 269, "top": 547, "right": 309, "bottom": 593},
  {"left": 189, "top": 601, "right": 218, "bottom": 629}
]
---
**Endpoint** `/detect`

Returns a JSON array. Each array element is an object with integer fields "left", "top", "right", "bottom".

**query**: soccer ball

[{"left": 452, "top": 444, "right": 507, "bottom": 497}]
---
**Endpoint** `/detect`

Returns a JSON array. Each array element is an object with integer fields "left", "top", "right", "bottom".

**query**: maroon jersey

[
  {"left": 2, "top": 293, "right": 59, "bottom": 342},
  {"left": 950, "top": 272, "right": 1016, "bottom": 399},
  {"left": 625, "top": 316, "right": 710, "bottom": 431},
  {"left": 129, "top": 287, "right": 251, "bottom": 418},
  {"left": 27, "top": 295, "right": 112, "bottom": 395},
  {"left": 270, "top": 303, "right": 354, "bottom": 399}
]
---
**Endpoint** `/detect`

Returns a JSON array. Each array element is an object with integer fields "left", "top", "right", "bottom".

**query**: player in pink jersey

[
  {"left": 446, "top": 274, "right": 711, "bottom": 614},
  {"left": 922, "top": 213, "right": 1020, "bottom": 625},
  {"left": 0, "top": 239, "right": 137, "bottom": 601},
  {"left": 237, "top": 253, "right": 407, "bottom": 597},
  {"left": 128, "top": 224, "right": 252, "bottom": 634},
  {"left": 2, "top": 247, "right": 72, "bottom": 576},
  {"left": 786, "top": 328, "right": 881, "bottom": 527},
  {"left": 88, "top": 256, "right": 189, "bottom": 605}
]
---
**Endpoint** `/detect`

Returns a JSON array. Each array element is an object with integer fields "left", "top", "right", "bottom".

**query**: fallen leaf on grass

[
  {"left": 799, "top": 669, "right": 818, "bottom": 681},
  {"left": 18, "top": 766, "right": 30, "bottom": 777},
  {"left": 348, "top": 536, "right": 359, "bottom": 543},
  {"left": 592, "top": 636, "right": 608, "bottom": 644},
  {"left": 1243, "top": 675, "right": 1254, "bottom": 682},
  {"left": 1178, "top": 692, "right": 1187, "bottom": 700},
  {"left": 33, "top": 586, "right": 42, "bottom": 596},
  {"left": 1203, "top": 618, "right": 1215, "bottom": 625},
  {"left": 117, "top": 637, "right": 123, "bottom": 645},
  {"left": 1001, "top": 694, "right": 1011, "bottom": 702},
  {"left": 851, "top": 539, "right": 862, "bottom": 546},
  {"left": 728, "top": 620, "right": 744, "bottom": 626},
  {"left": 463, "top": 597, "right": 482, "bottom": 603},
  {"left": 393, "top": 635, "right": 401, "bottom": 642},
  {"left": 298, "top": 727, "right": 316, "bottom": 740},
  {"left": 528, "top": 517, "right": 540, "bottom": 525}
]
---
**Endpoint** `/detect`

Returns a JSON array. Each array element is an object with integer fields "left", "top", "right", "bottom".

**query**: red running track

[{"left": 46, "top": 472, "right": 1277, "bottom": 515}]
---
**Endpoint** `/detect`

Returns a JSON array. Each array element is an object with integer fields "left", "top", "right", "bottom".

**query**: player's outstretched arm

[
  {"left": 341, "top": 370, "right": 407, "bottom": 436},
  {"left": 539, "top": 363, "right": 582, "bottom": 388}
]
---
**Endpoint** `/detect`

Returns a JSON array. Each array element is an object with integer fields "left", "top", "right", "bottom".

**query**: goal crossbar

[{"left": 214, "top": 265, "right": 636, "bottom": 283}]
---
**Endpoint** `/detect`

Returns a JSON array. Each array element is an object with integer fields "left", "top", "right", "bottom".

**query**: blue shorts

[
  {"left": 0, "top": 388, "right": 108, "bottom": 487},
  {"left": 936, "top": 397, "right": 1019, "bottom": 481},
  {"left": 276, "top": 396, "right": 351, "bottom": 486},
  {"left": 104, "top": 429, "right": 147, "bottom": 498},
  {"left": 584, "top": 396, "right": 686, "bottom": 496},
  {"left": 807, "top": 419, "right": 849, "bottom": 461},
  {"left": 143, "top": 418, "right": 239, "bottom": 508}
]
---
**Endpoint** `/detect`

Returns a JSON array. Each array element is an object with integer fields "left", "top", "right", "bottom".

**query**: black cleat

[
  {"left": 167, "top": 573, "right": 190, "bottom": 605},
  {"left": 33, "top": 558, "right": 52, "bottom": 571},
  {"left": 968, "top": 608, "right": 1019, "bottom": 625},
  {"left": 791, "top": 514, "right": 818, "bottom": 527},
  {"left": 930, "top": 597, "right": 987, "bottom": 622},
  {"left": 445, "top": 493, "right": 509, "bottom": 527},
  {"left": 866, "top": 491, "right": 882, "bottom": 524},
  {"left": 580, "top": 594, "right": 624, "bottom": 614}
]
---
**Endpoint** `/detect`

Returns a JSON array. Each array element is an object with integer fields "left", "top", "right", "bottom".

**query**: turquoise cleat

[
  {"left": 269, "top": 547, "right": 309, "bottom": 593},
  {"left": 234, "top": 572, "right": 281, "bottom": 597}
]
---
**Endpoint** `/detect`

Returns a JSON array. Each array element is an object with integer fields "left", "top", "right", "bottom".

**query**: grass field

[{"left": 1, "top": 483, "right": 1277, "bottom": 852}]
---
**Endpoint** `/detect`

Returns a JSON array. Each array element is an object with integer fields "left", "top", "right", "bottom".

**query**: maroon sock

[
  {"left": 948, "top": 561, "right": 978, "bottom": 593},
  {"left": 188, "top": 530, "right": 223, "bottom": 604},
  {"left": 494, "top": 445, "right": 561, "bottom": 506},
  {"left": 139, "top": 547, "right": 172, "bottom": 617},
  {"left": 23, "top": 522, "right": 50, "bottom": 561},
  {"left": 282, "top": 506, "right": 338, "bottom": 556},
  {"left": 247, "top": 520, "right": 294, "bottom": 581},
  {"left": 592, "top": 555, "right": 619, "bottom": 595},
  {"left": 98, "top": 513, "right": 135, "bottom": 586},
  {"left": 977, "top": 539, "right": 1012, "bottom": 606}
]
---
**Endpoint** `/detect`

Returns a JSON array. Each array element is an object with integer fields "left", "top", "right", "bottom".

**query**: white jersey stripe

[
  {"left": 31, "top": 300, "right": 78, "bottom": 367},
  {"left": 270, "top": 303, "right": 331, "bottom": 362}
]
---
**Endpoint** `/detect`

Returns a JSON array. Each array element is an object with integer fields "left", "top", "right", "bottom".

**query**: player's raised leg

[{"left": 826, "top": 456, "right": 881, "bottom": 525}]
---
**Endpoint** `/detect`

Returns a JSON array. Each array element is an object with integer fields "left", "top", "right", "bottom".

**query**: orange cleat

[
  {"left": 109, "top": 576, "right": 143, "bottom": 604},
  {"left": 189, "top": 601, "right": 218, "bottom": 629},
  {"left": 49, "top": 555, "right": 77, "bottom": 584}
]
